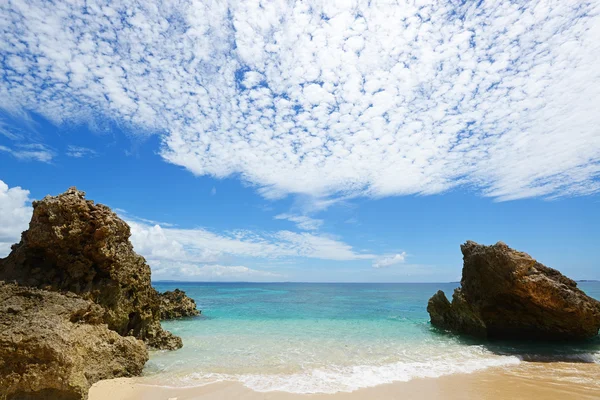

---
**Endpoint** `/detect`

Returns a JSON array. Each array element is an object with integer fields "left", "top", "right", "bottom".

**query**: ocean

[{"left": 146, "top": 282, "right": 600, "bottom": 394}]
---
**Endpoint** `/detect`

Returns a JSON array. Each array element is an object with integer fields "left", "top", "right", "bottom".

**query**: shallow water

[{"left": 144, "top": 282, "right": 600, "bottom": 393}]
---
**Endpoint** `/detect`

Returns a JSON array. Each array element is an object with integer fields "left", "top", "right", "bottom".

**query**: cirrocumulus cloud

[{"left": 1, "top": 1, "right": 599, "bottom": 201}]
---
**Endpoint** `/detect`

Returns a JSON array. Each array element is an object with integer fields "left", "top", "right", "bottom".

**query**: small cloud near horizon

[
  {"left": 150, "top": 261, "right": 281, "bottom": 282},
  {"left": 373, "top": 252, "right": 407, "bottom": 268}
]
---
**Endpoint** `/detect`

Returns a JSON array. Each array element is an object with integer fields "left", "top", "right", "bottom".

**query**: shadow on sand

[{"left": 429, "top": 326, "right": 600, "bottom": 363}]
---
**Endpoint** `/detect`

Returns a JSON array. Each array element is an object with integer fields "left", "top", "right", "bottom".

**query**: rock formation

[
  {"left": 0, "top": 282, "right": 147, "bottom": 400},
  {"left": 0, "top": 187, "right": 205, "bottom": 399},
  {"left": 158, "top": 289, "right": 201, "bottom": 320},
  {"left": 0, "top": 187, "right": 181, "bottom": 350},
  {"left": 428, "top": 241, "right": 600, "bottom": 340}
]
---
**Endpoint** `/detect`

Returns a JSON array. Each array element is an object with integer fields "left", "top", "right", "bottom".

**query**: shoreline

[{"left": 90, "top": 361, "right": 600, "bottom": 400}]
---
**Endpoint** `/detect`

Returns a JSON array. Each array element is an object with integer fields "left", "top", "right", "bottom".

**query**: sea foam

[
  {"left": 156, "top": 353, "right": 521, "bottom": 394},
  {"left": 234, "top": 356, "right": 522, "bottom": 393}
]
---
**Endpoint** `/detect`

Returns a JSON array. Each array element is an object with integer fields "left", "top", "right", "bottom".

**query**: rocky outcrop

[
  {"left": 0, "top": 282, "right": 147, "bottom": 400},
  {"left": 159, "top": 289, "right": 201, "bottom": 320},
  {"left": 0, "top": 187, "right": 181, "bottom": 350},
  {"left": 428, "top": 241, "right": 600, "bottom": 340}
]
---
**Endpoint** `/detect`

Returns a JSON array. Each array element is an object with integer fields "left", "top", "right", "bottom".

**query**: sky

[{"left": 0, "top": 0, "right": 599, "bottom": 282}]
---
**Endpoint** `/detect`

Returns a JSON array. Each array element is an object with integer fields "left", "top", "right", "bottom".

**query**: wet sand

[{"left": 90, "top": 361, "right": 600, "bottom": 400}]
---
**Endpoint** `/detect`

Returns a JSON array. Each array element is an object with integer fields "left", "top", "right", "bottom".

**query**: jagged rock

[
  {"left": 428, "top": 290, "right": 487, "bottom": 338},
  {"left": 428, "top": 241, "right": 600, "bottom": 340},
  {"left": 0, "top": 187, "right": 181, "bottom": 350},
  {"left": 159, "top": 289, "right": 201, "bottom": 320},
  {"left": 0, "top": 282, "right": 148, "bottom": 400}
]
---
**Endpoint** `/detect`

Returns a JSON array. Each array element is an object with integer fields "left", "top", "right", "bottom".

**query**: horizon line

[{"left": 151, "top": 279, "right": 599, "bottom": 284}]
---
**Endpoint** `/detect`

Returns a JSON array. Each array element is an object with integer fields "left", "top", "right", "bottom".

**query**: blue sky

[{"left": 1, "top": 0, "right": 599, "bottom": 282}]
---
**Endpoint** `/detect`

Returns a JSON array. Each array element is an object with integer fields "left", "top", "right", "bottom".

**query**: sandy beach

[{"left": 90, "top": 362, "right": 600, "bottom": 400}]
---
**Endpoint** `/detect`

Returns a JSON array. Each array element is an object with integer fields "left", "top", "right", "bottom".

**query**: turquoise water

[{"left": 145, "top": 282, "right": 600, "bottom": 393}]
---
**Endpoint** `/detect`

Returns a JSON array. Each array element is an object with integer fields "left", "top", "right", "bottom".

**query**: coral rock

[
  {"left": 0, "top": 187, "right": 181, "bottom": 350},
  {"left": 0, "top": 282, "right": 148, "bottom": 400},
  {"left": 159, "top": 289, "right": 201, "bottom": 320}
]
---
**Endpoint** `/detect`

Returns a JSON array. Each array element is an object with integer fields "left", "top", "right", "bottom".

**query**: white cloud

[
  {"left": 0, "top": 120, "right": 23, "bottom": 141},
  {"left": 151, "top": 261, "right": 280, "bottom": 282},
  {"left": 373, "top": 252, "right": 407, "bottom": 269},
  {"left": 210, "top": 186, "right": 217, "bottom": 196},
  {"left": 0, "top": 144, "right": 54, "bottom": 163},
  {"left": 127, "top": 220, "right": 374, "bottom": 264},
  {"left": 0, "top": 180, "right": 32, "bottom": 256},
  {"left": 127, "top": 219, "right": 376, "bottom": 281},
  {"left": 2, "top": 1, "right": 598, "bottom": 202},
  {"left": 0, "top": 109, "right": 40, "bottom": 141},
  {"left": 275, "top": 230, "right": 374, "bottom": 261},
  {"left": 275, "top": 213, "right": 323, "bottom": 231},
  {"left": 0, "top": 180, "right": 414, "bottom": 280},
  {"left": 115, "top": 209, "right": 176, "bottom": 227},
  {"left": 66, "top": 145, "right": 98, "bottom": 158}
]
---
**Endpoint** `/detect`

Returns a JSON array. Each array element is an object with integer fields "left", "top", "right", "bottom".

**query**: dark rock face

[
  {"left": 0, "top": 282, "right": 148, "bottom": 400},
  {"left": 428, "top": 290, "right": 487, "bottom": 338},
  {"left": 0, "top": 187, "right": 181, "bottom": 350},
  {"left": 159, "top": 289, "right": 201, "bottom": 320},
  {"left": 428, "top": 241, "right": 600, "bottom": 340}
]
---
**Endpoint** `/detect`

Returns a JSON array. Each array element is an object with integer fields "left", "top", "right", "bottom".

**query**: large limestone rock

[
  {"left": 158, "top": 289, "right": 201, "bottom": 320},
  {"left": 0, "top": 187, "right": 181, "bottom": 350},
  {"left": 428, "top": 241, "right": 600, "bottom": 340},
  {"left": 0, "top": 282, "right": 148, "bottom": 400}
]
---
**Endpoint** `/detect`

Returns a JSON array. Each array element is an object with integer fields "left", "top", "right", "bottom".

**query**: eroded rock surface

[
  {"left": 428, "top": 241, "right": 600, "bottom": 340},
  {"left": 159, "top": 289, "right": 201, "bottom": 320},
  {"left": 0, "top": 187, "right": 181, "bottom": 350},
  {"left": 0, "top": 282, "right": 148, "bottom": 400}
]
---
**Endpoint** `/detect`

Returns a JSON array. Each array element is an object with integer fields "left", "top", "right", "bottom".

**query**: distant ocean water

[{"left": 145, "top": 282, "right": 600, "bottom": 394}]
